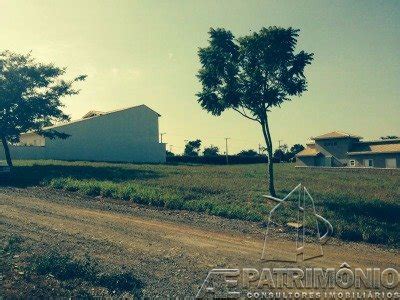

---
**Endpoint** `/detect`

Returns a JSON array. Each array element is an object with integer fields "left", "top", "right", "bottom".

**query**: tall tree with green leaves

[
  {"left": 203, "top": 145, "right": 219, "bottom": 156},
  {"left": 196, "top": 27, "right": 313, "bottom": 196},
  {"left": 0, "top": 51, "right": 86, "bottom": 166},
  {"left": 184, "top": 139, "right": 202, "bottom": 156}
]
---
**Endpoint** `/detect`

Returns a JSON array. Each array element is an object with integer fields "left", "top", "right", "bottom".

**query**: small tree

[
  {"left": 273, "top": 148, "right": 287, "bottom": 163},
  {"left": 196, "top": 27, "right": 313, "bottom": 196},
  {"left": 166, "top": 150, "right": 175, "bottom": 157},
  {"left": 287, "top": 143, "right": 305, "bottom": 161},
  {"left": 290, "top": 143, "right": 305, "bottom": 154},
  {"left": 0, "top": 51, "right": 86, "bottom": 166},
  {"left": 184, "top": 139, "right": 202, "bottom": 156},
  {"left": 203, "top": 145, "right": 219, "bottom": 156}
]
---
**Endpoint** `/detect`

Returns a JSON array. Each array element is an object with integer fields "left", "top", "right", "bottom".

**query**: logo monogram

[{"left": 261, "top": 184, "right": 333, "bottom": 262}]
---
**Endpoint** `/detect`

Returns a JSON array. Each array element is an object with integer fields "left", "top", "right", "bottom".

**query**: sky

[{"left": 0, "top": 0, "right": 399, "bottom": 154}]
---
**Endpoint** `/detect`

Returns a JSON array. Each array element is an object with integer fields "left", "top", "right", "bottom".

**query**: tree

[
  {"left": 273, "top": 148, "right": 287, "bottom": 163},
  {"left": 203, "top": 145, "right": 219, "bottom": 156},
  {"left": 184, "top": 139, "right": 202, "bottom": 156},
  {"left": 380, "top": 135, "right": 398, "bottom": 140},
  {"left": 166, "top": 150, "right": 175, "bottom": 157},
  {"left": 280, "top": 143, "right": 288, "bottom": 152},
  {"left": 0, "top": 51, "right": 86, "bottom": 166},
  {"left": 237, "top": 149, "right": 258, "bottom": 157},
  {"left": 290, "top": 143, "right": 305, "bottom": 154},
  {"left": 196, "top": 27, "right": 313, "bottom": 196},
  {"left": 287, "top": 143, "right": 305, "bottom": 161}
]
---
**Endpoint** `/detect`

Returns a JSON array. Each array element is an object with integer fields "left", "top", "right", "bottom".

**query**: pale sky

[{"left": 1, "top": 0, "right": 399, "bottom": 154}]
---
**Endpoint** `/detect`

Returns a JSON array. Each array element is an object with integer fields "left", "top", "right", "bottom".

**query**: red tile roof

[
  {"left": 348, "top": 139, "right": 400, "bottom": 155},
  {"left": 312, "top": 131, "right": 362, "bottom": 140},
  {"left": 296, "top": 148, "right": 320, "bottom": 157}
]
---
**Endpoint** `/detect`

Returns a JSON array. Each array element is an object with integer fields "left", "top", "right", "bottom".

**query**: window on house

[
  {"left": 363, "top": 159, "right": 374, "bottom": 167},
  {"left": 349, "top": 160, "right": 356, "bottom": 167},
  {"left": 324, "top": 141, "right": 337, "bottom": 147}
]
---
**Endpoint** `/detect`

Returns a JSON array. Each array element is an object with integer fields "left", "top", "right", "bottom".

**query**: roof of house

[
  {"left": 296, "top": 147, "right": 321, "bottom": 157},
  {"left": 312, "top": 131, "right": 362, "bottom": 140},
  {"left": 348, "top": 139, "right": 400, "bottom": 155},
  {"left": 20, "top": 104, "right": 161, "bottom": 136},
  {"left": 82, "top": 110, "right": 105, "bottom": 119},
  {"left": 46, "top": 104, "right": 160, "bottom": 130}
]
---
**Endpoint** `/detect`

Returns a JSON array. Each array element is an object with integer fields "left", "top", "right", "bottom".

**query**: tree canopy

[
  {"left": 237, "top": 149, "right": 258, "bottom": 157},
  {"left": 0, "top": 51, "right": 86, "bottom": 166},
  {"left": 203, "top": 145, "right": 219, "bottom": 156},
  {"left": 184, "top": 139, "right": 202, "bottom": 156}
]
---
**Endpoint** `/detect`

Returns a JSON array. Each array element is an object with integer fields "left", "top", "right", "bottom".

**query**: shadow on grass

[
  {"left": 0, "top": 164, "right": 162, "bottom": 188},
  {"left": 323, "top": 197, "right": 400, "bottom": 223}
]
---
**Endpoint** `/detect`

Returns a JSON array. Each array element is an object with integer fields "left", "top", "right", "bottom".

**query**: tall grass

[
  {"left": 48, "top": 177, "right": 263, "bottom": 222},
  {"left": 7, "top": 160, "right": 400, "bottom": 247}
]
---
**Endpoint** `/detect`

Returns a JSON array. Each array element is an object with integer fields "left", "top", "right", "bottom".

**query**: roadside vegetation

[
  {"left": 1, "top": 234, "right": 143, "bottom": 298},
  {"left": 2, "top": 160, "right": 400, "bottom": 247}
]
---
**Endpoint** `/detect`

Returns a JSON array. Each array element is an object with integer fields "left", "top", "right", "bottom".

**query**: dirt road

[{"left": 1, "top": 188, "right": 399, "bottom": 297}]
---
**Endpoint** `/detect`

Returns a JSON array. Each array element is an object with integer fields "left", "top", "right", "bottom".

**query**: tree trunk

[
  {"left": 261, "top": 118, "right": 276, "bottom": 197},
  {"left": 1, "top": 136, "right": 13, "bottom": 167}
]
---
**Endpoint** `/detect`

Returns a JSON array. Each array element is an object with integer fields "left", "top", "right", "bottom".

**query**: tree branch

[{"left": 232, "top": 107, "right": 259, "bottom": 122}]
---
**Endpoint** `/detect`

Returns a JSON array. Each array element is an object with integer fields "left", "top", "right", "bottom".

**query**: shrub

[
  {"left": 117, "top": 185, "right": 137, "bottom": 200},
  {"left": 81, "top": 182, "right": 101, "bottom": 197},
  {"left": 165, "top": 197, "right": 185, "bottom": 210}
]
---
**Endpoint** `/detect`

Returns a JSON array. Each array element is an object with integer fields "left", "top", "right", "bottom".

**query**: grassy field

[{"left": 2, "top": 160, "right": 400, "bottom": 247}]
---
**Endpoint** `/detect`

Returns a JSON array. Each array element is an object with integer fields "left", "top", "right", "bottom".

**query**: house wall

[
  {"left": 297, "top": 156, "right": 315, "bottom": 166},
  {"left": 314, "top": 138, "right": 358, "bottom": 164},
  {"left": 348, "top": 153, "right": 400, "bottom": 168},
  {"left": 0, "top": 105, "right": 166, "bottom": 163},
  {"left": 2, "top": 145, "right": 47, "bottom": 160}
]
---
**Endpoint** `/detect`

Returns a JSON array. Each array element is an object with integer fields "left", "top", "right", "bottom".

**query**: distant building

[
  {"left": 296, "top": 131, "right": 400, "bottom": 169},
  {"left": 1, "top": 104, "right": 166, "bottom": 163}
]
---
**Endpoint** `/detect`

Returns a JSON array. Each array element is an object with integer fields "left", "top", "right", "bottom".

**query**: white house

[{"left": 1, "top": 104, "right": 166, "bottom": 163}]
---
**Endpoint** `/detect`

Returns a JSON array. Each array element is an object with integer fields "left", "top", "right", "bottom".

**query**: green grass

[
  {"left": 33, "top": 252, "right": 143, "bottom": 296},
  {"left": 3, "top": 160, "right": 400, "bottom": 247},
  {"left": 1, "top": 235, "right": 143, "bottom": 297}
]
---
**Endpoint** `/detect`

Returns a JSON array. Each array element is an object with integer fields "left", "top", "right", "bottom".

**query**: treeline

[
  {"left": 166, "top": 140, "right": 305, "bottom": 164},
  {"left": 166, "top": 155, "right": 268, "bottom": 165}
]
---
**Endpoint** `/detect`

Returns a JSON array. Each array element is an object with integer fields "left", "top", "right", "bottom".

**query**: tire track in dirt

[{"left": 1, "top": 190, "right": 399, "bottom": 297}]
